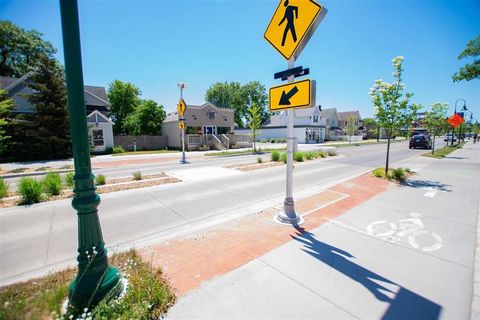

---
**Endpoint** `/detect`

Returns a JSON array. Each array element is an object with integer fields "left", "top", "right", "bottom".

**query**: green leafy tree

[
  {"left": 205, "top": 81, "right": 245, "bottom": 126},
  {"left": 362, "top": 117, "right": 379, "bottom": 140},
  {"left": 25, "top": 57, "right": 71, "bottom": 160},
  {"left": 452, "top": 35, "right": 479, "bottom": 82},
  {"left": 241, "top": 81, "right": 269, "bottom": 124},
  {"left": 0, "top": 88, "right": 14, "bottom": 156},
  {"left": 205, "top": 81, "right": 270, "bottom": 127},
  {"left": 369, "top": 56, "right": 419, "bottom": 176},
  {"left": 344, "top": 115, "right": 356, "bottom": 144},
  {"left": 246, "top": 102, "right": 262, "bottom": 152},
  {"left": 423, "top": 103, "right": 449, "bottom": 154},
  {"left": 0, "top": 21, "right": 56, "bottom": 77},
  {"left": 123, "top": 99, "right": 166, "bottom": 136},
  {"left": 107, "top": 80, "right": 141, "bottom": 135}
]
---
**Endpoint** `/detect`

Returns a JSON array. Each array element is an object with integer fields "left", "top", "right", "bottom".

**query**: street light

[
  {"left": 59, "top": 0, "right": 122, "bottom": 313},
  {"left": 452, "top": 99, "right": 466, "bottom": 146}
]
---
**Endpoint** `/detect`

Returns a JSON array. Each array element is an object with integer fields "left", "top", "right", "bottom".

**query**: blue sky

[{"left": 1, "top": 0, "right": 479, "bottom": 118}]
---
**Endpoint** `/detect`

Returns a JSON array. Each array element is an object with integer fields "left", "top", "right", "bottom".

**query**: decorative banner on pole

[
  {"left": 177, "top": 98, "right": 187, "bottom": 117},
  {"left": 447, "top": 114, "right": 464, "bottom": 128},
  {"left": 269, "top": 79, "right": 315, "bottom": 111},
  {"left": 264, "top": 0, "right": 327, "bottom": 60}
]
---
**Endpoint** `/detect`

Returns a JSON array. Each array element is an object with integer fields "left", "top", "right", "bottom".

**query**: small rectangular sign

[{"left": 269, "top": 79, "right": 315, "bottom": 111}]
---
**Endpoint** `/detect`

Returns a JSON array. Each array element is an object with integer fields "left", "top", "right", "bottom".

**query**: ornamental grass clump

[
  {"left": 271, "top": 150, "right": 280, "bottom": 162},
  {"left": 95, "top": 174, "right": 106, "bottom": 186},
  {"left": 0, "top": 178, "right": 9, "bottom": 199},
  {"left": 64, "top": 172, "right": 74, "bottom": 188},
  {"left": 257, "top": 156, "right": 263, "bottom": 163},
  {"left": 393, "top": 167, "right": 406, "bottom": 181},
  {"left": 42, "top": 172, "right": 63, "bottom": 196},
  {"left": 305, "top": 151, "right": 315, "bottom": 160},
  {"left": 294, "top": 151, "right": 304, "bottom": 162},
  {"left": 280, "top": 152, "right": 287, "bottom": 164},
  {"left": 133, "top": 171, "right": 142, "bottom": 181},
  {"left": 18, "top": 177, "right": 43, "bottom": 204}
]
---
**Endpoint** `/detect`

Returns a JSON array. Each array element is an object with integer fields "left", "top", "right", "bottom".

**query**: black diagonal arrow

[{"left": 279, "top": 86, "right": 299, "bottom": 105}]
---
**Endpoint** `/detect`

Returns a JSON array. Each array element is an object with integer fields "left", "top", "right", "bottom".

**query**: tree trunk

[
  {"left": 385, "top": 136, "right": 391, "bottom": 177},
  {"left": 377, "top": 126, "right": 380, "bottom": 142},
  {"left": 432, "top": 133, "right": 435, "bottom": 155}
]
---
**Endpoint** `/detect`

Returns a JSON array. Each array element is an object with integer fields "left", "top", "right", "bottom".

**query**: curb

[
  {"left": 0, "top": 169, "right": 74, "bottom": 179},
  {"left": 471, "top": 191, "right": 480, "bottom": 320}
]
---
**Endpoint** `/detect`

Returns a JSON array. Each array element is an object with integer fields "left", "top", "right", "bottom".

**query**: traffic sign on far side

[
  {"left": 264, "top": 0, "right": 327, "bottom": 61},
  {"left": 269, "top": 79, "right": 315, "bottom": 111},
  {"left": 177, "top": 98, "right": 187, "bottom": 117}
]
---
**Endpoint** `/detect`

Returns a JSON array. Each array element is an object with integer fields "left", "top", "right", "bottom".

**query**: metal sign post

[{"left": 177, "top": 83, "right": 188, "bottom": 164}]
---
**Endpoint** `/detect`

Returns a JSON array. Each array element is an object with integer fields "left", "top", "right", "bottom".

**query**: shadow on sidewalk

[
  {"left": 400, "top": 179, "right": 451, "bottom": 192},
  {"left": 291, "top": 226, "right": 442, "bottom": 320}
]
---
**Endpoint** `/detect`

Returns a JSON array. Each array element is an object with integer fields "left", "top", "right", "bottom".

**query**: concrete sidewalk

[{"left": 158, "top": 143, "right": 479, "bottom": 319}]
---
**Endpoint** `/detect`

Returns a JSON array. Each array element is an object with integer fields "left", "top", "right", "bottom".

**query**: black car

[{"left": 409, "top": 134, "right": 431, "bottom": 149}]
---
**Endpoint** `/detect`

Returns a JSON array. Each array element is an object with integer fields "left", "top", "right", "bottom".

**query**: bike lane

[{"left": 165, "top": 143, "right": 479, "bottom": 319}]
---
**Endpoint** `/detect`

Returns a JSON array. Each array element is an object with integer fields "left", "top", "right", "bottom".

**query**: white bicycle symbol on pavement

[{"left": 366, "top": 212, "right": 443, "bottom": 252}]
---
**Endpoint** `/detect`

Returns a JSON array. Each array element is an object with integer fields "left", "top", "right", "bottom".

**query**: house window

[
  {"left": 92, "top": 129, "right": 104, "bottom": 147},
  {"left": 313, "top": 115, "right": 319, "bottom": 123},
  {"left": 326, "top": 119, "right": 330, "bottom": 125},
  {"left": 207, "top": 111, "right": 215, "bottom": 119}
]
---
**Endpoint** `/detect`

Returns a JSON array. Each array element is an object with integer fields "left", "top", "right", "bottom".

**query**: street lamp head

[
  {"left": 461, "top": 105, "right": 468, "bottom": 112},
  {"left": 177, "top": 82, "right": 188, "bottom": 89}
]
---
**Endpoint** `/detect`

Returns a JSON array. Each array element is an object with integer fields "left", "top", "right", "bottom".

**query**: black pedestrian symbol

[{"left": 279, "top": 0, "right": 298, "bottom": 46}]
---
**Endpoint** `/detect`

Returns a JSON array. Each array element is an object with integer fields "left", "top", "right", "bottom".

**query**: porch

[{"left": 186, "top": 134, "right": 252, "bottom": 151}]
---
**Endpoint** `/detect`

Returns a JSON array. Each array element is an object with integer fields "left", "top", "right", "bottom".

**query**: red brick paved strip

[{"left": 138, "top": 174, "right": 389, "bottom": 297}]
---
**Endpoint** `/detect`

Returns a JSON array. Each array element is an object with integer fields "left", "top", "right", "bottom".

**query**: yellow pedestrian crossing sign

[
  {"left": 269, "top": 79, "right": 315, "bottom": 111},
  {"left": 264, "top": 0, "right": 327, "bottom": 61},
  {"left": 177, "top": 98, "right": 187, "bottom": 117},
  {"left": 178, "top": 121, "right": 185, "bottom": 129}
]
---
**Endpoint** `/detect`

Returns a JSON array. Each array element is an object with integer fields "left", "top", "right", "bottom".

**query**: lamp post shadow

[{"left": 291, "top": 226, "right": 442, "bottom": 320}]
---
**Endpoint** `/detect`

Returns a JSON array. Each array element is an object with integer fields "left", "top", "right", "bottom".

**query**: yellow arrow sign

[
  {"left": 264, "top": 0, "right": 327, "bottom": 61},
  {"left": 269, "top": 79, "right": 315, "bottom": 111},
  {"left": 177, "top": 98, "right": 187, "bottom": 117},
  {"left": 178, "top": 121, "right": 185, "bottom": 129}
]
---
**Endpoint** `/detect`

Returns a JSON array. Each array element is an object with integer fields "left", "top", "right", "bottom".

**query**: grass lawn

[
  {"left": 112, "top": 150, "right": 179, "bottom": 156},
  {"left": 0, "top": 250, "right": 175, "bottom": 320},
  {"left": 422, "top": 142, "right": 466, "bottom": 159}
]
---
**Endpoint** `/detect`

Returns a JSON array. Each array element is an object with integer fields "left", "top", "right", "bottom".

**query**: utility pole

[{"left": 59, "top": 0, "right": 122, "bottom": 312}]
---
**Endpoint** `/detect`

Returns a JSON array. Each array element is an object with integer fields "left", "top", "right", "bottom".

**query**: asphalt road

[{"left": 0, "top": 140, "right": 440, "bottom": 285}]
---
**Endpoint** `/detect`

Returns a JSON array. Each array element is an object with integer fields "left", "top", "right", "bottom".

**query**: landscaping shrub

[
  {"left": 112, "top": 146, "right": 126, "bottom": 154},
  {"left": 95, "top": 174, "right": 106, "bottom": 185},
  {"left": 280, "top": 152, "right": 287, "bottom": 164},
  {"left": 314, "top": 150, "right": 327, "bottom": 158},
  {"left": 42, "top": 172, "right": 63, "bottom": 196},
  {"left": 64, "top": 172, "right": 74, "bottom": 188},
  {"left": 405, "top": 167, "right": 412, "bottom": 174},
  {"left": 393, "top": 168, "right": 406, "bottom": 181},
  {"left": 294, "top": 151, "right": 304, "bottom": 162},
  {"left": 372, "top": 167, "right": 384, "bottom": 178},
  {"left": 133, "top": 171, "right": 142, "bottom": 181},
  {"left": 0, "top": 178, "right": 9, "bottom": 199},
  {"left": 271, "top": 150, "right": 280, "bottom": 162},
  {"left": 305, "top": 151, "right": 315, "bottom": 160},
  {"left": 257, "top": 157, "right": 263, "bottom": 163},
  {"left": 18, "top": 177, "right": 43, "bottom": 204}
]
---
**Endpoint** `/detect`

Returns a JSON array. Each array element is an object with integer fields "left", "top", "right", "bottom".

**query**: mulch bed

[{"left": 224, "top": 161, "right": 284, "bottom": 172}]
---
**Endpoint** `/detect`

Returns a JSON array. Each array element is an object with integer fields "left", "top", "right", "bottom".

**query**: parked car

[
  {"left": 444, "top": 133, "right": 457, "bottom": 142},
  {"left": 409, "top": 134, "right": 431, "bottom": 149}
]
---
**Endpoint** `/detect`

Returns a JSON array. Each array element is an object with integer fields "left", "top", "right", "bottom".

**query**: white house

[{"left": 236, "top": 105, "right": 327, "bottom": 143}]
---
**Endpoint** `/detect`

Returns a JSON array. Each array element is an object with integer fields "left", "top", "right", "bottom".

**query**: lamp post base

[{"left": 275, "top": 197, "right": 304, "bottom": 225}]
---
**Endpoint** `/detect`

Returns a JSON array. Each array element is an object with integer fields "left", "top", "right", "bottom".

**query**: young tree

[
  {"left": 241, "top": 81, "right": 269, "bottom": 124},
  {"left": 369, "top": 56, "right": 419, "bottom": 176},
  {"left": 0, "top": 89, "right": 14, "bottom": 156},
  {"left": 123, "top": 99, "right": 166, "bottom": 136},
  {"left": 0, "top": 21, "right": 56, "bottom": 77},
  {"left": 452, "top": 35, "right": 479, "bottom": 82},
  {"left": 345, "top": 115, "right": 356, "bottom": 144},
  {"left": 423, "top": 103, "right": 449, "bottom": 154},
  {"left": 246, "top": 102, "right": 262, "bottom": 152},
  {"left": 107, "top": 80, "right": 141, "bottom": 134},
  {"left": 25, "top": 57, "right": 71, "bottom": 160}
]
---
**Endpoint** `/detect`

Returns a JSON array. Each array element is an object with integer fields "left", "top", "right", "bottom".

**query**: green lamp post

[{"left": 59, "top": 0, "right": 122, "bottom": 312}]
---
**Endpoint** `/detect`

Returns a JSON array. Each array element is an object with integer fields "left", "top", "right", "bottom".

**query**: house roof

[
  {"left": 87, "top": 110, "right": 114, "bottom": 124},
  {"left": 338, "top": 111, "right": 361, "bottom": 121},
  {"left": 294, "top": 106, "right": 317, "bottom": 118},
  {"left": 264, "top": 114, "right": 282, "bottom": 127},
  {"left": 163, "top": 102, "right": 233, "bottom": 123},
  {"left": 320, "top": 108, "right": 337, "bottom": 118},
  {"left": 0, "top": 76, "right": 18, "bottom": 89}
]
